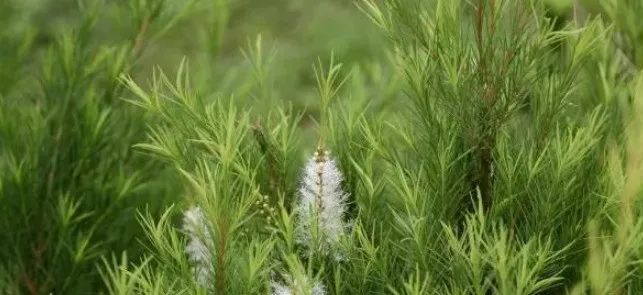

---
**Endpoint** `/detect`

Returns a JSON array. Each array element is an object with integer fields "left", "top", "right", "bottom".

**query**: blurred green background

[
  {"left": 3, "top": 0, "right": 604, "bottom": 118},
  {"left": 1, "top": 0, "right": 388, "bottom": 110}
]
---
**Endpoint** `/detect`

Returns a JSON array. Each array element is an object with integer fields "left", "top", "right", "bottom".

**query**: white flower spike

[
  {"left": 183, "top": 206, "right": 214, "bottom": 287},
  {"left": 296, "top": 148, "right": 349, "bottom": 258},
  {"left": 270, "top": 276, "right": 327, "bottom": 295}
]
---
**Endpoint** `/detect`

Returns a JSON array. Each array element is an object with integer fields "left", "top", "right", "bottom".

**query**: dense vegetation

[{"left": 1, "top": 0, "right": 643, "bottom": 294}]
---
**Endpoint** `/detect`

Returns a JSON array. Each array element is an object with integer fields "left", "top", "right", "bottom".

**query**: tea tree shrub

[
  {"left": 0, "top": 0, "right": 197, "bottom": 293},
  {"left": 2, "top": 0, "right": 643, "bottom": 294}
]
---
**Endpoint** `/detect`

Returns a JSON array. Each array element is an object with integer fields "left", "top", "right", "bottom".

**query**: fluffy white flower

[
  {"left": 183, "top": 206, "right": 214, "bottom": 287},
  {"left": 296, "top": 148, "right": 349, "bottom": 257},
  {"left": 270, "top": 275, "right": 326, "bottom": 295}
]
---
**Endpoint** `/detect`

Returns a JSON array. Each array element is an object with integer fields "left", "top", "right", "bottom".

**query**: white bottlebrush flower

[
  {"left": 296, "top": 148, "right": 349, "bottom": 257},
  {"left": 183, "top": 206, "right": 214, "bottom": 287},
  {"left": 270, "top": 275, "right": 327, "bottom": 295}
]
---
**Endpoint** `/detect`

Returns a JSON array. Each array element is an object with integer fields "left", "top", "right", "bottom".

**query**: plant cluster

[{"left": 1, "top": 0, "right": 643, "bottom": 294}]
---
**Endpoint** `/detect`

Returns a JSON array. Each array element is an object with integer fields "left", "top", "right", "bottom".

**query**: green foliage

[
  {"left": 2, "top": 0, "right": 643, "bottom": 294},
  {"left": 0, "top": 0, "right": 193, "bottom": 293}
]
